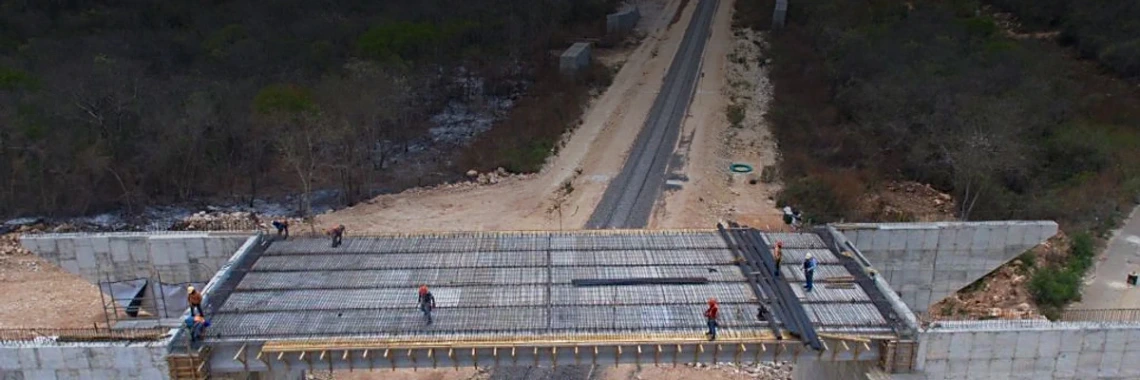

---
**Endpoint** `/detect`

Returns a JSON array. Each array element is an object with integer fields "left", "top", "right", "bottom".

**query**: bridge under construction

[
  {"left": 20, "top": 220, "right": 1140, "bottom": 380},
  {"left": 197, "top": 226, "right": 913, "bottom": 376}
]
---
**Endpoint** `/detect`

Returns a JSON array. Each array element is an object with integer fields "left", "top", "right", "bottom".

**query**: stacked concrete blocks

[
  {"left": 915, "top": 321, "right": 1140, "bottom": 379},
  {"left": 606, "top": 6, "right": 640, "bottom": 35},
  {"left": 559, "top": 42, "right": 592, "bottom": 75},
  {"left": 834, "top": 221, "right": 1058, "bottom": 312},
  {"left": 0, "top": 341, "right": 170, "bottom": 380}
]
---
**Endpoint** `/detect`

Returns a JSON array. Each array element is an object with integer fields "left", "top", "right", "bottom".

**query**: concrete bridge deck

[{"left": 201, "top": 229, "right": 909, "bottom": 373}]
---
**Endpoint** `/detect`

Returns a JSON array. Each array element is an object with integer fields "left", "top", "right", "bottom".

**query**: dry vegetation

[
  {"left": 0, "top": 0, "right": 621, "bottom": 218},
  {"left": 730, "top": 0, "right": 1140, "bottom": 317}
]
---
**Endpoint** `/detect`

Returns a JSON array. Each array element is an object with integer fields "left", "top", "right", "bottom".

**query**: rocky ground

[{"left": 928, "top": 234, "right": 1069, "bottom": 321}]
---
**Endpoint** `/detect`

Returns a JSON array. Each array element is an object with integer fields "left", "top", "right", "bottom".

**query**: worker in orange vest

[
  {"left": 187, "top": 286, "right": 204, "bottom": 317},
  {"left": 704, "top": 298, "right": 719, "bottom": 341}
]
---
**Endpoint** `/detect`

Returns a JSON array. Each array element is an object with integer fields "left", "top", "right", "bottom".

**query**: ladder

[
  {"left": 879, "top": 339, "right": 918, "bottom": 373},
  {"left": 167, "top": 346, "right": 211, "bottom": 380}
]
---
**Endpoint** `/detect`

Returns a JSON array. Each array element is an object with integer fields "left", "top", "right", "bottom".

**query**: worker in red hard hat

[
  {"left": 704, "top": 298, "right": 719, "bottom": 341},
  {"left": 773, "top": 241, "right": 784, "bottom": 277},
  {"left": 418, "top": 285, "right": 436, "bottom": 325},
  {"left": 327, "top": 224, "right": 346, "bottom": 247}
]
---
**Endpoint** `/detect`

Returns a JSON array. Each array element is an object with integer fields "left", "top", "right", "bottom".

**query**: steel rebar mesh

[
  {"left": 551, "top": 265, "right": 744, "bottom": 283},
  {"left": 209, "top": 230, "right": 899, "bottom": 341},
  {"left": 779, "top": 248, "right": 839, "bottom": 264},
  {"left": 803, "top": 303, "right": 887, "bottom": 326},
  {"left": 761, "top": 232, "right": 828, "bottom": 249},
  {"left": 788, "top": 284, "right": 871, "bottom": 303},
  {"left": 779, "top": 264, "right": 850, "bottom": 281}
]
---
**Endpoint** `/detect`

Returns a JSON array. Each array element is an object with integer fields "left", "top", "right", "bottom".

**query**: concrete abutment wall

[
  {"left": 20, "top": 232, "right": 252, "bottom": 284},
  {"left": 907, "top": 320, "right": 1140, "bottom": 379},
  {"left": 835, "top": 221, "right": 1057, "bottom": 313},
  {"left": 0, "top": 342, "right": 169, "bottom": 380}
]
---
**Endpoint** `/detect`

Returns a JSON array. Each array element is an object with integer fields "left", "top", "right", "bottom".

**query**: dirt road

[
  {"left": 586, "top": 0, "right": 719, "bottom": 229},
  {"left": 1075, "top": 205, "right": 1140, "bottom": 309},
  {"left": 650, "top": 8, "right": 782, "bottom": 230},
  {"left": 320, "top": 0, "right": 697, "bottom": 234}
]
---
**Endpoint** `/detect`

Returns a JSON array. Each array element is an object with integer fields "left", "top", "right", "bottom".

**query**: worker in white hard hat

[
  {"left": 187, "top": 285, "right": 204, "bottom": 317},
  {"left": 802, "top": 253, "right": 818, "bottom": 292}
]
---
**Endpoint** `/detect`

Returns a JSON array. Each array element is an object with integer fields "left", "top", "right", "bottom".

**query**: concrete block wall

[
  {"left": 607, "top": 7, "right": 640, "bottom": 34},
  {"left": 834, "top": 221, "right": 1057, "bottom": 313},
  {"left": 910, "top": 320, "right": 1140, "bottom": 379},
  {"left": 20, "top": 232, "right": 251, "bottom": 284},
  {"left": 559, "top": 42, "right": 592, "bottom": 75},
  {"left": 0, "top": 341, "right": 170, "bottom": 379}
]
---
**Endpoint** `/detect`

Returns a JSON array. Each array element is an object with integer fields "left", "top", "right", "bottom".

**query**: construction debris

[{"left": 685, "top": 361, "right": 794, "bottom": 379}]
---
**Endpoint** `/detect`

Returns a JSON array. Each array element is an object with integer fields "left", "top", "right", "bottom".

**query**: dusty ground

[
  {"left": 859, "top": 181, "right": 956, "bottom": 223},
  {"left": 650, "top": 21, "right": 783, "bottom": 230},
  {"left": 319, "top": 0, "right": 694, "bottom": 234},
  {"left": 0, "top": 233, "right": 105, "bottom": 329}
]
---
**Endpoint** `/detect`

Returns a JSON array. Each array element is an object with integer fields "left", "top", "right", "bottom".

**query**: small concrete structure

[
  {"left": 559, "top": 42, "right": 592, "bottom": 75},
  {"left": 607, "top": 6, "right": 640, "bottom": 35},
  {"left": 0, "top": 340, "right": 170, "bottom": 379},
  {"left": 834, "top": 221, "right": 1058, "bottom": 313},
  {"left": 20, "top": 232, "right": 251, "bottom": 284}
]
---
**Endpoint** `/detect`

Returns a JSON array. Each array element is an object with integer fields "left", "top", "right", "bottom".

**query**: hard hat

[
  {"left": 187, "top": 286, "right": 195, "bottom": 292},
  {"left": 708, "top": 298, "right": 718, "bottom": 305},
  {"left": 805, "top": 253, "right": 813, "bottom": 260},
  {"left": 419, "top": 285, "right": 428, "bottom": 295}
]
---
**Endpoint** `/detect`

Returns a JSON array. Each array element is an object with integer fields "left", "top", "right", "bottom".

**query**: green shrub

[
  {"left": 1029, "top": 266, "right": 1082, "bottom": 310},
  {"left": 1029, "top": 231, "right": 1097, "bottom": 319},
  {"left": 253, "top": 84, "right": 317, "bottom": 115},
  {"left": 727, "top": 103, "right": 746, "bottom": 128},
  {"left": 1017, "top": 251, "right": 1037, "bottom": 271}
]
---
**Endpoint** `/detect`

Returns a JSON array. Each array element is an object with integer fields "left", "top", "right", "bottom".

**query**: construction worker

[
  {"left": 418, "top": 285, "right": 436, "bottom": 325},
  {"left": 704, "top": 298, "right": 719, "bottom": 341},
  {"left": 249, "top": 210, "right": 262, "bottom": 230},
  {"left": 773, "top": 241, "right": 784, "bottom": 276},
  {"left": 185, "top": 315, "right": 210, "bottom": 342},
  {"left": 803, "top": 252, "right": 818, "bottom": 292},
  {"left": 328, "top": 224, "right": 345, "bottom": 247},
  {"left": 272, "top": 219, "right": 290, "bottom": 238},
  {"left": 187, "top": 286, "right": 204, "bottom": 317}
]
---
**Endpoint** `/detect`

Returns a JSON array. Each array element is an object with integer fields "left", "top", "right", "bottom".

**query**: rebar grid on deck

[{"left": 209, "top": 230, "right": 900, "bottom": 343}]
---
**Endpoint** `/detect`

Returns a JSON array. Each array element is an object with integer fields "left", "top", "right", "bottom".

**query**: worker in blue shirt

[
  {"left": 185, "top": 315, "right": 210, "bottom": 342},
  {"left": 803, "top": 252, "right": 818, "bottom": 292}
]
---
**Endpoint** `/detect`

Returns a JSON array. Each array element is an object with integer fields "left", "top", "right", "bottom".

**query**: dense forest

[
  {"left": 0, "top": 0, "right": 618, "bottom": 217},
  {"left": 763, "top": 0, "right": 1140, "bottom": 233},
  {"left": 749, "top": 0, "right": 1140, "bottom": 315},
  {"left": 988, "top": 0, "right": 1140, "bottom": 79}
]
